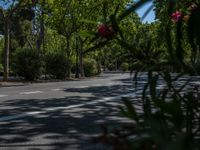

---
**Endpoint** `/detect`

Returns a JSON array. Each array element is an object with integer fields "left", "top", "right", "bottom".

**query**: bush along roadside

[
  {"left": 45, "top": 52, "right": 72, "bottom": 79},
  {"left": 120, "top": 62, "right": 129, "bottom": 72},
  {"left": 0, "top": 64, "right": 3, "bottom": 76},
  {"left": 84, "top": 58, "right": 99, "bottom": 77},
  {"left": 12, "top": 48, "right": 42, "bottom": 81}
]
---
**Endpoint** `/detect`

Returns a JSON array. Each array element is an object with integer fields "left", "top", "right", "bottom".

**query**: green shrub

[
  {"left": 13, "top": 48, "right": 42, "bottom": 81},
  {"left": 184, "top": 61, "right": 200, "bottom": 75},
  {"left": 45, "top": 52, "right": 72, "bottom": 79},
  {"left": 84, "top": 58, "right": 98, "bottom": 77},
  {"left": 71, "top": 63, "right": 76, "bottom": 74},
  {"left": 0, "top": 64, "right": 3, "bottom": 71},
  {"left": 120, "top": 62, "right": 129, "bottom": 72},
  {"left": 107, "top": 63, "right": 115, "bottom": 71},
  {"left": 0, "top": 64, "right": 3, "bottom": 76}
]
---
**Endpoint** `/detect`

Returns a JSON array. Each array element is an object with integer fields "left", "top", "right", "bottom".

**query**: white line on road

[
  {"left": 0, "top": 93, "right": 135, "bottom": 122},
  {"left": 51, "top": 88, "right": 62, "bottom": 91},
  {"left": 20, "top": 91, "right": 43, "bottom": 95},
  {"left": 78, "top": 86, "right": 89, "bottom": 88},
  {"left": 0, "top": 95, "right": 8, "bottom": 98},
  {"left": 95, "top": 84, "right": 103, "bottom": 86},
  {"left": 106, "top": 83, "right": 114, "bottom": 85}
]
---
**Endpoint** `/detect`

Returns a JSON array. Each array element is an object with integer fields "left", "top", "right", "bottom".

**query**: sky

[{"left": 135, "top": 1, "right": 155, "bottom": 23}]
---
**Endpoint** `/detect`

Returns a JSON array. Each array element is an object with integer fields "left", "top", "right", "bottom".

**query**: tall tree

[{"left": 0, "top": 0, "right": 35, "bottom": 81}]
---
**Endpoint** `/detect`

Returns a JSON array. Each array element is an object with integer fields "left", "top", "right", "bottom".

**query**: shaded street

[{"left": 0, "top": 73, "right": 135, "bottom": 150}]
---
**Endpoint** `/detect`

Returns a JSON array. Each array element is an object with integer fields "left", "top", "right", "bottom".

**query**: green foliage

[
  {"left": 45, "top": 29, "right": 66, "bottom": 53},
  {"left": 98, "top": 72, "right": 200, "bottom": 149},
  {"left": 120, "top": 97, "right": 139, "bottom": 122},
  {"left": 0, "top": 63, "right": 3, "bottom": 70},
  {"left": 45, "top": 52, "right": 72, "bottom": 79},
  {"left": 93, "top": 1, "right": 200, "bottom": 149},
  {"left": 12, "top": 20, "right": 33, "bottom": 48},
  {"left": 18, "top": 7, "right": 35, "bottom": 21},
  {"left": 107, "top": 63, "right": 115, "bottom": 71},
  {"left": 0, "top": 38, "right": 3, "bottom": 64},
  {"left": 120, "top": 62, "right": 129, "bottom": 72},
  {"left": 84, "top": 58, "right": 98, "bottom": 77},
  {"left": 0, "top": 64, "right": 3, "bottom": 75},
  {"left": 13, "top": 48, "right": 42, "bottom": 81}
]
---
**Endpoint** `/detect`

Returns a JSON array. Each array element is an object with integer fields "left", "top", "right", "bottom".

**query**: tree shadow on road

[
  {"left": 63, "top": 84, "right": 132, "bottom": 98},
  {"left": 0, "top": 83, "right": 134, "bottom": 150}
]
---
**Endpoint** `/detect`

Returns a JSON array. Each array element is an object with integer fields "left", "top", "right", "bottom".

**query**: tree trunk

[
  {"left": 36, "top": 23, "right": 44, "bottom": 50},
  {"left": 115, "top": 59, "right": 118, "bottom": 71},
  {"left": 75, "top": 49, "right": 79, "bottom": 78},
  {"left": 79, "top": 50, "right": 84, "bottom": 77},
  {"left": 65, "top": 36, "right": 71, "bottom": 78},
  {"left": 37, "top": 0, "right": 45, "bottom": 51},
  {"left": 42, "top": 0, "right": 45, "bottom": 52},
  {"left": 3, "top": 19, "right": 10, "bottom": 81},
  {"left": 79, "top": 38, "right": 84, "bottom": 77},
  {"left": 75, "top": 35, "right": 79, "bottom": 78}
]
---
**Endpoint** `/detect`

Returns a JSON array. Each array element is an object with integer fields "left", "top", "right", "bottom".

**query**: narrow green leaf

[
  {"left": 79, "top": 19, "right": 98, "bottom": 25},
  {"left": 150, "top": 74, "right": 158, "bottom": 100},
  {"left": 83, "top": 40, "right": 110, "bottom": 54},
  {"left": 176, "top": 20, "right": 184, "bottom": 64},
  {"left": 110, "top": 14, "right": 124, "bottom": 39},
  {"left": 79, "top": 30, "right": 97, "bottom": 38},
  {"left": 162, "top": 71, "right": 172, "bottom": 89},
  {"left": 102, "top": 1, "right": 108, "bottom": 22},
  {"left": 121, "top": 97, "right": 139, "bottom": 122}
]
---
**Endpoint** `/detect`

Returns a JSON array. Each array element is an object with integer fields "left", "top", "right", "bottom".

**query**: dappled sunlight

[{"left": 0, "top": 77, "right": 134, "bottom": 149}]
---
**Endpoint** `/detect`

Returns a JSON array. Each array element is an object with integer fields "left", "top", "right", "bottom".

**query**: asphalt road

[{"left": 0, "top": 73, "right": 135, "bottom": 150}]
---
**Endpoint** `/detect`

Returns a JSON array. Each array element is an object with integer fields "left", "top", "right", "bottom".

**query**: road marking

[
  {"left": 107, "top": 83, "right": 114, "bottom": 85},
  {"left": 20, "top": 91, "right": 43, "bottom": 95},
  {"left": 95, "top": 84, "right": 103, "bottom": 86},
  {"left": 0, "top": 93, "right": 135, "bottom": 122},
  {"left": 78, "top": 86, "right": 89, "bottom": 88},
  {"left": 51, "top": 88, "right": 62, "bottom": 91},
  {"left": 0, "top": 95, "right": 8, "bottom": 98}
]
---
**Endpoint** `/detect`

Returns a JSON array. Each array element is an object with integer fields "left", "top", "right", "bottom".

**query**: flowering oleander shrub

[
  {"left": 98, "top": 23, "right": 114, "bottom": 39},
  {"left": 171, "top": 10, "right": 182, "bottom": 22},
  {"left": 91, "top": 0, "right": 200, "bottom": 149},
  {"left": 153, "top": 0, "right": 200, "bottom": 73}
]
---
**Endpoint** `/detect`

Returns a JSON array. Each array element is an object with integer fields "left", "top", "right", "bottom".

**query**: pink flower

[
  {"left": 98, "top": 24, "right": 114, "bottom": 38},
  {"left": 190, "top": 3, "right": 198, "bottom": 10},
  {"left": 171, "top": 11, "right": 182, "bottom": 23}
]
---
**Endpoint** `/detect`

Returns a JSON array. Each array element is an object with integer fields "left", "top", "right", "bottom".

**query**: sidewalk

[
  {"left": 0, "top": 81, "right": 26, "bottom": 87},
  {"left": 0, "top": 77, "right": 86, "bottom": 87},
  {"left": 0, "top": 72, "right": 129, "bottom": 87}
]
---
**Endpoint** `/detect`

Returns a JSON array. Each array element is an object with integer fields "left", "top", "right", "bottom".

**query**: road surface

[{"left": 0, "top": 73, "right": 135, "bottom": 150}]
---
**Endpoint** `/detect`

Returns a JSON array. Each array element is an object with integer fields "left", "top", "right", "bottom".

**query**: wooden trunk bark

[
  {"left": 79, "top": 50, "right": 84, "bottom": 77},
  {"left": 65, "top": 36, "right": 71, "bottom": 78},
  {"left": 75, "top": 49, "right": 79, "bottom": 78},
  {"left": 79, "top": 39, "right": 84, "bottom": 77},
  {"left": 3, "top": 19, "right": 10, "bottom": 81}
]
